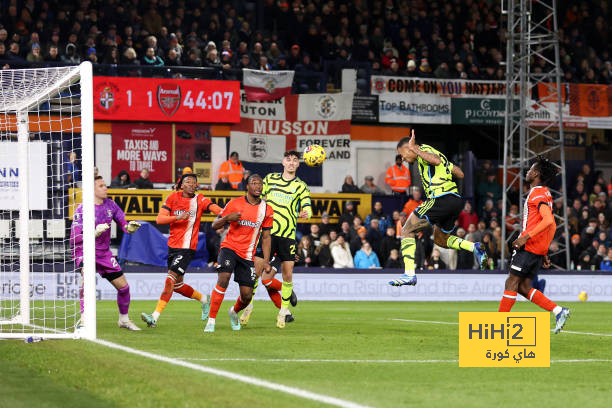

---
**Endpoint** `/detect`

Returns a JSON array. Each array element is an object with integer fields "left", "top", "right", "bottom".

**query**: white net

[{"left": 0, "top": 64, "right": 94, "bottom": 339}]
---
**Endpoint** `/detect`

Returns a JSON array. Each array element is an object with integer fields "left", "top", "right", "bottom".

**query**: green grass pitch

[{"left": 1, "top": 300, "right": 612, "bottom": 408}]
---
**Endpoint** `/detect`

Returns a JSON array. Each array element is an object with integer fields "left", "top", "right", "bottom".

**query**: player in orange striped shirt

[
  {"left": 498, "top": 156, "right": 570, "bottom": 334},
  {"left": 141, "top": 173, "right": 223, "bottom": 327},
  {"left": 204, "top": 174, "right": 274, "bottom": 332}
]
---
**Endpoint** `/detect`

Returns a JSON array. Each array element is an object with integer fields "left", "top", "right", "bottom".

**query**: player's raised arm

[
  {"left": 409, "top": 130, "right": 441, "bottom": 165},
  {"left": 451, "top": 163, "right": 464, "bottom": 179},
  {"left": 211, "top": 212, "right": 241, "bottom": 229},
  {"left": 199, "top": 196, "right": 223, "bottom": 216}
]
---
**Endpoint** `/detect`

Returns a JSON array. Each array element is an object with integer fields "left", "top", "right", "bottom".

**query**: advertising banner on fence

[
  {"left": 230, "top": 92, "right": 353, "bottom": 162},
  {"left": 378, "top": 93, "right": 452, "bottom": 124},
  {"left": 111, "top": 123, "right": 173, "bottom": 183},
  {"left": 351, "top": 96, "right": 379, "bottom": 123},
  {"left": 370, "top": 76, "right": 612, "bottom": 128},
  {"left": 9, "top": 272, "right": 612, "bottom": 302},
  {"left": 69, "top": 189, "right": 371, "bottom": 224},
  {"left": 0, "top": 142, "right": 48, "bottom": 210}
]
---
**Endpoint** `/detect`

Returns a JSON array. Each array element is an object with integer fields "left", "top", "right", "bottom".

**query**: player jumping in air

[
  {"left": 141, "top": 173, "right": 222, "bottom": 327},
  {"left": 70, "top": 176, "right": 142, "bottom": 330},
  {"left": 498, "top": 156, "right": 570, "bottom": 333},
  {"left": 389, "top": 130, "right": 488, "bottom": 286},
  {"left": 240, "top": 150, "right": 311, "bottom": 328},
  {"left": 204, "top": 174, "right": 274, "bottom": 332}
]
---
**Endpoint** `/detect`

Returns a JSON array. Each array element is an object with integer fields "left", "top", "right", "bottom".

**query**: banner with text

[
  {"left": 370, "top": 76, "right": 612, "bottom": 128},
  {"left": 111, "top": 123, "right": 173, "bottom": 183},
  {"left": 0, "top": 142, "right": 48, "bottom": 210},
  {"left": 230, "top": 92, "right": 353, "bottom": 162},
  {"left": 69, "top": 189, "right": 371, "bottom": 224}
]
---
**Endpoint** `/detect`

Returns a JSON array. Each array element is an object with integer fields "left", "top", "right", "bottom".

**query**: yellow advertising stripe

[{"left": 68, "top": 189, "right": 372, "bottom": 223}]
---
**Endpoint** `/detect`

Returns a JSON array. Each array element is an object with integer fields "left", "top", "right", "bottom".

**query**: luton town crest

[
  {"left": 94, "top": 82, "right": 120, "bottom": 115},
  {"left": 264, "top": 78, "right": 277, "bottom": 94},
  {"left": 315, "top": 94, "right": 337, "bottom": 119},
  {"left": 157, "top": 83, "right": 181, "bottom": 117},
  {"left": 248, "top": 135, "right": 267, "bottom": 160}
]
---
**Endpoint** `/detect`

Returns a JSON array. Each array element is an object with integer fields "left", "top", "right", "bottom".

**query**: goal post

[{"left": 0, "top": 62, "right": 96, "bottom": 339}]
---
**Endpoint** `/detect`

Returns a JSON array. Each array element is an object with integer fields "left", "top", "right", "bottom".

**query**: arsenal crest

[
  {"left": 157, "top": 83, "right": 181, "bottom": 117},
  {"left": 248, "top": 135, "right": 267, "bottom": 160}
]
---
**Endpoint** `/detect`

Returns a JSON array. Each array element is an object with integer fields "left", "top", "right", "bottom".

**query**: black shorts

[
  {"left": 509, "top": 249, "right": 543, "bottom": 279},
  {"left": 254, "top": 240, "right": 282, "bottom": 272},
  {"left": 216, "top": 248, "right": 257, "bottom": 287},
  {"left": 270, "top": 235, "right": 297, "bottom": 262},
  {"left": 167, "top": 248, "right": 195, "bottom": 275},
  {"left": 414, "top": 194, "right": 464, "bottom": 233}
]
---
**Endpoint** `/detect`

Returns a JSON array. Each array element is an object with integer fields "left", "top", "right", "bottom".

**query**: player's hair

[
  {"left": 94, "top": 175, "right": 104, "bottom": 182},
  {"left": 284, "top": 150, "right": 301, "bottom": 159},
  {"left": 178, "top": 173, "right": 197, "bottom": 188},
  {"left": 246, "top": 173, "right": 262, "bottom": 183},
  {"left": 397, "top": 137, "right": 411, "bottom": 148},
  {"left": 534, "top": 155, "right": 558, "bottom": 186}
]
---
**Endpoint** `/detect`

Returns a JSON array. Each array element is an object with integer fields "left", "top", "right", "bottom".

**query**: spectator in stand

[
  {"left": 46, "top": 45, "right": 61, "bottom": 62},
  {"left": 360, "top": 176, "right": 385, "bottom": 195},
  {"left": 237, "top": 170, "right": 252, "bottom": 191},
  {"left": 314, "top": 235, "right": 333, "bottom": 267},
  {"left": 457, "top": 201, "right": 479, "bottom": 232},
  {"left": 64, "top": 151, "right": 81, "bottom": 185},
  {"left": 385, "top": 249, "right": 403, "bottom": 269},
  {"left": 481, "top": 199, "right": 496, "bottom": 226},
  {"left": 476, "top": 160, "right": 493, "bottom": 184},
  {"left": 426, "top": 248, "right": 447, "bottom": 270},
  {"left": 380, "top": 226, "right": 400, "bottom": 263},
  {"left": 354, "top": 241, "right": 381, "bottom": 269},
  {"left": 477, "top": 171, "right": 502, "bottom": 212},
  {"left": 339, "top": 201, "right": 357, "bottom": 226},
  {"left": 26, "top": 43, "right": 43, "bottom": 62},
  {"left": 396, "top": 211, "right": 408, "bottom": 239},
  {"left": 505, "top": 204, "right": 521, "bottom": 234},
  {"left": 296, "top": 236, "right": 315, "bottom": 267},
  {"left": 385, "top": 154, "right": 411, "bottom": 196},
  {"left": 318, "top": 212, "right": 337, "bottom": 236},
  {"left": 341, "top": 175, "right": 362, "bottom": 193},
  {"left": 366, "top": 201, "right": 392, "bottom": 233},
  {"left": 350, "top": 226, "right": 367, "bottom": 255},
  {"left": 133, "top": 168, "right": 154, "bottom": 189},
  {"left": 402, "top": 188, "right": 423, "bottom": 217},
  {"left": 331, "top": 235, "right": 353, "bottom": 268},
  {"left": 308, "top": 224, "right": 321, "bottom": 247},
  {"left": 600, "top": 247, "right": 612, "bottom": 271},
  {"left": 215, "top": 175, "right": 234, "bottom": 191},
  {"left": 218, "top": 151, "right": 244, "bottom": 190},
  {"left": 339, "top": 221, "right": 354, "bottom": 242},
  {"left": 111, "top": 170, "right": 131, "bottom": 188},
  {"left": 366, "top": 218, "right": 383, "bottom": 258},
  {"left": 592, "top": 244, "right": 607, "bottom": 268}
]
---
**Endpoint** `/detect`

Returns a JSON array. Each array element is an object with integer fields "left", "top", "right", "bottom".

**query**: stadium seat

[
  {"left": 0, "top": 219, "right": 10, "bottom": 239},
  {"left": 13, "top": 220, "right": 44, "bottom": 240}
]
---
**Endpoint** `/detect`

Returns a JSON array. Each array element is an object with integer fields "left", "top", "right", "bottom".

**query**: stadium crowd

[{"left": 1, "top": 1, "right": 611, "bottom": 84}]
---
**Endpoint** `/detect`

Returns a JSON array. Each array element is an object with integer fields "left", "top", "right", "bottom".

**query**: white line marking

[
  {"left": 179, "top": 358, "right": 459, "bottom": 363},
  {"left": 391, "top": 318, "right": 612, "bottom": 337},
  {"left": 391, "top": 318, "right": 458, "bottom": 325},
  {"left": 92, "top": 339, "right": 372, "bottom": 408},
  {"left": 177, "top": 357, "right": 612, "bottom": 364}
]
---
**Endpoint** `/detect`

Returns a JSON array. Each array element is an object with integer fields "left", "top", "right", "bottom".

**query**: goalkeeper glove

[
  {"left": 95, "top": 223, "right": 110, "bottom": 237},
  {"left": 126, "top": 221, "right": 141, "bottom": 234}
]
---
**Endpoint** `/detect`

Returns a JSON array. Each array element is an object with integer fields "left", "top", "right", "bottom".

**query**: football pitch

[{"left": 1, "top": 300, "right": 612, "bottom": 408}]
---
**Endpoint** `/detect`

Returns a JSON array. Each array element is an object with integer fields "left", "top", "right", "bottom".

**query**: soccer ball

[
  {"left": 303, "top": 144, "right": 326, "bottom": 167},
  {"left": 578, "top": 291, "right": 588, "bottom": 302}
]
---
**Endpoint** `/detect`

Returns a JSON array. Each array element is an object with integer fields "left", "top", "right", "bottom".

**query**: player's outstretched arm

[
  {"left": 409, "top": 130, "right": 441, "bottom": 165},
  {"left": 451, "top": 164, "right": 464, "bottom": 179},
  {"left": 156, "top": 208, "right": 188, "bottom": 224},
  {"left": 512, "top": 204, "right": 554, "bottom": 249},
  {"left": 211, "top": 212, "right": 241, "bottom": 230}
]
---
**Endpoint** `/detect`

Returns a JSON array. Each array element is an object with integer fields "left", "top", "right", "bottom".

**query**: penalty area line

[
  {"left": 178, "top": 357, "right": 612, "bottom": 364},
  {"left": 91, "top": 338, "right": 372, "bottom": 408}
]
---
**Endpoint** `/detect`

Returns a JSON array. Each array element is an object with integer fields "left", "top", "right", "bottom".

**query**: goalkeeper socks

[
  {"left": 447, "top": 235, "right": 475, "bottom": 252},
  {"left": 401, "top": 237, "right": 416, "bottom": 276},
  {"left": 280, "top": 281, "right": 293, "bottom": 309},
  {"left": 209, "top": 285, "right": 226, "bottom": 319},
  {"left": 527, "top": 288, "right": 557, "bottom": 312},
  {"left": 153, "top": 275, "right": 175, "bottom": 319},
  {"left": 262, "top": 278, "right": 282, "bottom": 292},
  {"left": 233, "top": 296, "right": 249, "bottom": 313},
  {"left": 117, "top": 284, "right": 131, "bottom": 315},
  {"left": 79, "top": 284, "right": 84, "bottom": 314},
  {"left": 498, "top": 290, "right": 517, "bottom": 312}
]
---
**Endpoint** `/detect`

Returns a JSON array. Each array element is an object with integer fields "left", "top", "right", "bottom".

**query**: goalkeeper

[{"left": 70, "top": 176, "right": 142, "bottom": 330}]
